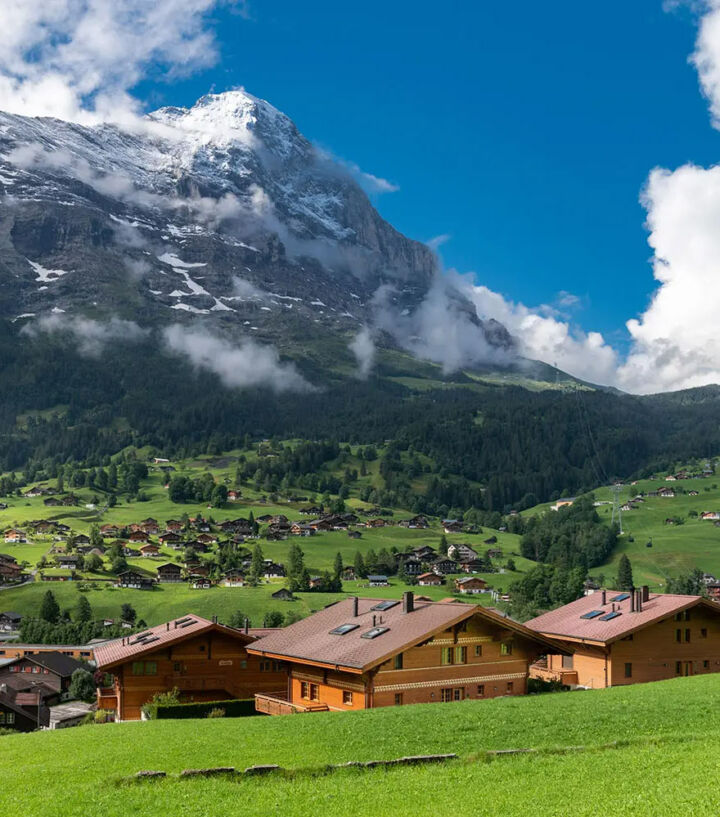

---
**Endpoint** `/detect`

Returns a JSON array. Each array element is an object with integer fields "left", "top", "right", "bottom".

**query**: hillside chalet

[
  {"left": 94, "top": 614, "right": 286, "bottom": 720},
  {"left": 248, "top": 592, "right": 567, "bottom": 715},
  {"left": 527, "top": 588, "right": 720, "bottom": 688}
]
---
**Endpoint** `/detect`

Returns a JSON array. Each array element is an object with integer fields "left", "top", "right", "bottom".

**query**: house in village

[
  {"left": 527, "top": 587, "right": 720, "bottom": 688},
  {"left": 115, "top": 571, "right": 155, "bottom": 590},
  {"left": 448, "top": 544, "right": 478, "bottom": 562},
  {"left": 249, "top": 592, "right": 568, "bottom": 715},
  {"left": 4, "top": 529, "right": 26, "bottom": 544},
  {"left": 128, "top": 530, "right": 149, "bottom": 544},
  {"left": 94, "top": 614, "right": 287, "bottom": 720},
  {"left": 398, "top": 515, "right": 429, "bottom": 529},
  {"left": 368, "top": 575, "right": 389, "bottom": 587},
  {"left": 347, "top": 530, "right": 362, "bottom": 540},
  {"left": 454, "top": 577, "right": 488, "bottom": 594},
  {"left": 460, "top": 558, "right": 486, "bottom": 574},
  {"left": 139, "top": 544, "right": 160, "bottom": 557},
  {"left": 0, "top": 611, "right": 22, "bottom": 632},
  {"left": 158, "top": 532, "right": 181, "bottom": 547},
  {"left": 442, "top": 519, "right": 464, "bottom": 534},
  {"left": 0, "top": 690, "right": 47, "bottom": 731},
  {"left": 417, "top": 572, "right": 443, "bottom": 587},
  {"left": 263, "top": 562, "right": 286, "bottom": 579},
  {"left": 56, "top": 554, "right": 81, "bottom": 571},
  {"left": 412, "top": 546, "right": 436, "bottom": 562},
  {"left": 550, "top": 498, "right": 575, "bottom": 511},
  {"left": 365, "top": 519, "right": 388, "bottom": 529},
  {"left": 156, "top": 563, "right": 183, "bottom": 583},
  {"left": 399, "top": 558, "right": 423, "bottom": 576},
  {"left": 701, "top": 511, "right": 720, "bottom": 521},
  {"left": 271, "top": 588, "right": 294, "bottom": 601},
  {"left": 432, "top": 557, "right": 458, "bottom": 576},
  {"left": 0, "top": 651, "right": 89, "bottom": 707},
  {"left": 221, "top": 570, "right": 245, "bottom": 587},
  {"left": 0, "top": 555, "right": 25, "bottom": 585}
]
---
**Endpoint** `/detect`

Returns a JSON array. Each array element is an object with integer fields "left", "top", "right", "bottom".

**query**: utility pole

[{"left": 610, "top": 483, "right": 624, "bottom": 535}]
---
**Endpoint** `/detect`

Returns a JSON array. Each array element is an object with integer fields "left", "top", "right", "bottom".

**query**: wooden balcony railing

[{"left": 254, "top": 692, "right": 329, "bottom": 716}]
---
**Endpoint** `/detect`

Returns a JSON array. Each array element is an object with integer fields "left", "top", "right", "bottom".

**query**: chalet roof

[
  {"left": 18, "top": 651, "right": 87, "bottom": 677},
  {"left": 247, "top": 596, "right": 564, "bottom": 672},
  {"left": 526, "top": 591, "right": 716, "bottom": 644},
  {"left": 93, "top": 614, "right": 255, "bottom": 669}
]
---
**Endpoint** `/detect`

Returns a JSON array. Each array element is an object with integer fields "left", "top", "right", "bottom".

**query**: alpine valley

[{"left": 0, "top": 89, "right": 720, "bottom": 508}]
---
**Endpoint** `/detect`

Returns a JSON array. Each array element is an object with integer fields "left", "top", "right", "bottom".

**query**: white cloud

[
  {"left": 23, "top": 314, "right": 148, "bottom": 356},
  {"left": 427, "top": 234, "right": 451, "bottom": 251},
  {"left": 349, "top": 326, "right": 376, "bottom": 379},
  {"left": 163, "top": 324, "right": 313, "bottom": 392},
  {"left": 0, "top": 0, "right": 235, "bottom": 123}
]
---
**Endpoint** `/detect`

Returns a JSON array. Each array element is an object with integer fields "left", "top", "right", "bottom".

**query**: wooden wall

[
  {"left": 107, "top": 631, "right": 286, "bottom": 720},
  {"left": 285, "top": 612, "right": 541, "bottom": 711}
]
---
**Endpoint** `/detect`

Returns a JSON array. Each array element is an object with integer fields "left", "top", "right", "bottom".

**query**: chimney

[
  {"left": 636, "top": 590, "right": 643, "bottom": 613},
  {"left": 244, "top": 617, "right": 249, "bottom": 635},
  {"left": 403, "top": 591, "right": 415, "bottom": 614},
  {"left": 641, "top": 585, "right": 650, "bottom": 603},
  {"left": 372, "top": 614, "right": 377, "bottom": 627},
  {"left": 601, "top": 590, "right": 607, "bottom": 606},
  {"left": 166, "top": 622, "right": 170, "bottom": 631},
  {"left": 630, "top": 592, "right": 635, "bottom": 613},
  {"left": 352, "top": 596, "right": 359, "bottom": 617}
]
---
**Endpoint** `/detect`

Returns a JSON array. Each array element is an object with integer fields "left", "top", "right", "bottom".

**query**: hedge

[{"left": 145, "top": 698, "right": 257, "bottom": 720}]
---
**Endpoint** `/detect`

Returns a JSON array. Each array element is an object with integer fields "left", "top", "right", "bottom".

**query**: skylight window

[
  {"left": 599, "top": 611, "right": 621, "bottom": 621},
  {"left": 361, "top": 627, "right": 390, "bottom": 639},
  {"left": 580, "top": 610, "right": 604, "bottom": 619},
  {"left": 329, "top": 624, "right": 360, "bottom": 636},
  {"left": 371, "top": 601, "right": 399, "bottom": 611},
  {"left": 610, "top": 594, "right": 630, "bottom": 602}
]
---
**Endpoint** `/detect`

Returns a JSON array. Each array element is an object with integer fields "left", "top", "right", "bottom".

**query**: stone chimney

[{"left": 403, "top": 591, "right": 415, "bottom": 614}]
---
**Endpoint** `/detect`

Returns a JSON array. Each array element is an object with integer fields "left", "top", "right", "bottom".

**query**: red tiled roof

[
  {"left": 93, "top": 614, "right": 255, "bottom": 668},
  {"left": 247, "top": 596, "right": 565, "bottom": 671},
  {"left": 525, "top": 591, "right": 713, "bottom": 644}
]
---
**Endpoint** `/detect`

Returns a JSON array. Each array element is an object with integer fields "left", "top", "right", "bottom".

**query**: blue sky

[{"left": 139, "top": 0, "right": 714, "bottom": 347}]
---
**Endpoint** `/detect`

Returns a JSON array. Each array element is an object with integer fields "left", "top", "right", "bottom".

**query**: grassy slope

[
  {"left": 524, "top": 473, "right": 720, "bottom": 589},
  {"left": 3, "top": 674, "right": 720, "bottom": 816},
  {"left": 0, "top": 449, "right": 533, "bottom": 625}
]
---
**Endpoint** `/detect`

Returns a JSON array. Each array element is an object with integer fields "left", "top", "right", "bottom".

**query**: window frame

[
  {"left": 342, "top": 690, "right": 353, "bottom": 706},
  {"left": 624, "top": 662, "right": 632, "bottom": 679},
  {"left": 501, "top": 642, "right": 513, "bottom": 656}
]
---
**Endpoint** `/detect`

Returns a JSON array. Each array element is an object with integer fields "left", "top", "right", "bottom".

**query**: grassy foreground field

[{"left": 3, "top": 674, "right": 720, "bottom": 815}]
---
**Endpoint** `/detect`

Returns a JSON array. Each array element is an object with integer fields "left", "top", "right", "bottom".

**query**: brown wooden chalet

[
  {"left": 0, "top": 651, "right": 88, "bottom": 700},
  {"left": 94, "top": 614, "right": 286, "bottom": 720},
  {"left": 248, "top": 592, "right": 568, "bottom": 715},
  {"left": 116, "top": 571, "right": 155, "bottom": 590},
  {"left": 156, "top": 563, "right": 183, "bottom": 583},
  {"left": 528, "top": 587, "right": 720, "bottom": 688}
]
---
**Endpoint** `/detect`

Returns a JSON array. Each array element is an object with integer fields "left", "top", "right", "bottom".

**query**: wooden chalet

[
  {"left": 0, "top": 651, "right": 88, "bottom": 699},
  {"left": 221, "top": 570, "right": 246, "bottom": 587},
  {"left": 128, "top": 531, "right": 150, "bottom": 543},
  {"left": 94, "top": 614, "right": 286, "bottom": 720},
  {"left": 249, "top": 592, "right": 568, "bottom": 715},
  {"left": 156, "top": 563, "right": 183, "bottom": 583},
  {"left": 116, "top": 571, "right": 155, "bottom": 590},
  {"left": 139, "top": 544, "right": 160, "bottom": 557},
  {"left": 368, "top": 575, "right": 389, "bottom": 587},
  {"left": 418, "top": 572, "right": 443, "bottom": 587},
  {"left": 460, "top": 559, "right": 486, "bottom": 574},
  {"left": 271, "top": 588, "right": 294, "bottom": 601},
  {"left": 3, "top": 530, "right": 26, "bottom": 544},
  {"left": 455, "top": 577, "right": 488, "bottom": 594},
  {"left": 0, "top": 611, "right": 22, "bottom": 632},
  {"left": 528, "top": 588, "right": 720, "bottom": 688},
  {"left": 0, "top": 690, "right": 47, "bottom": 731},
  {"left": 158, "top": 532, "right": 181, "bottom": 546},
  {"left": 432, "top": 558, "right": 458, "bottom": 576}
]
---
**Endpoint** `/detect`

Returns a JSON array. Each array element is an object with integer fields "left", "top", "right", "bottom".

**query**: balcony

[
  {"left": 254, "top": 692, "right": 329, "bottom": 716},
  {"left": 529, "top": 662, "right": 578, "bottom": 686}
]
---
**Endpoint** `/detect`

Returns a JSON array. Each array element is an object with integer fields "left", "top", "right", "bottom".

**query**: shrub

[
  {"left": 144, "top": 698, "right": 256, "bottom": 720},
  {"left": 206, "top": 707, "right": 226, "bottom": 719}
]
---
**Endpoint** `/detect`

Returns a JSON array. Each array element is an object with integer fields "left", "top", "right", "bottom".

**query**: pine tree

[
  {"left": 40, "top": 590, "right": 60, "bottom": 624},
  {"left": 76, "top": 595, "right": 93, "bottom": 623},
  {"left": 333, "top": 552, "right": 344, "bottom": 580},
  {"left": 249, "top": 543, "right": 264, "bottom": 584},
  {"left": 354, "top": 550, "right": 366, "bottom": 579},
  {"left": 616, "top": 554, "right": 634, "bottom": 591}
]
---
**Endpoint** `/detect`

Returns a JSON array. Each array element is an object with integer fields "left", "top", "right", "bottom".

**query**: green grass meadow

[{"left": 3, "top": 673, "right": 720, "bottom": 816}]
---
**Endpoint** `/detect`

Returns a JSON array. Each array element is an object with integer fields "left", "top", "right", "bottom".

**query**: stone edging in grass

[{"left": 125, "top": 742, "right": 639, "bottom": 785}]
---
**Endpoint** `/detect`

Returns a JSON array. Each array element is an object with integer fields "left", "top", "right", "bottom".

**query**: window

[
  {"left": 132, "top": 661, "right": 144, "bottom": 676},
  {"left": 9, "top": 666, "right": 18, "bottom": 673},
  {"left": 300, "top": 682, "right": 309, "bottom": 699},
  {"left": 394, "top": 693, "right": 403, "bottom": 706},
  {"left": 145, "top": 662, "right": 157, "bottom": 676},
  {"left": 704, "top": 660, "right": 710, "bottom": 669},
  {"left": 676, "top": 629, "right": 682, "bottom": 643},
  {"left": 501, "top": 643, "right": 513, "bottom": 656},
  {"left": 475, "top": 645, "right": 483, "bottom": 657},
  {"left": 309, "top": 684, "right": 319, "bottom": 701},
  {"left": 506, "top": 681, "right": 514, "bottom": 693},
  {"left": 0, "top": 713, "right": 4, "bottom": 724},
  {"left": 684, "top": 610, "right": 691, "bottom": 621},
  {"left": 342, "top": 691, "right": 353, "bottom": 706},
  {"left": 455, "top": 646, "right": 467, "bottom": 665},
  {"left": 394, "top": 653, "right": 403, "bottom": 670},
  {"left": 562, "top": 655, "right": 574, "bottom": 669},
  {"left": 701, "top": 628, "right": 708, "bottom": 639},
  {"left": 32, "top": 666, "right": 40, "bottom": 673},
  {"left": 675, "top": 612, "right": 683, "bottom": 622},
  {"left": 441, "top": 647, "right": 454, "bottom": 665},
  {"left": 330, "top": 624, "right": 359, "bottom": 636},
  {"left": 239, "top": 660, "right": 247, "bottom": 670},
  {"left": 441, "top": 688, "right": 463, "bottom": 702},
  {"left": 676, "top": 661, "right": 682, "bottom": 675},
  {"left": 685, "top": 629, "right": 691, "bottom": 643},
  {"left": 6, "top": 713, "right": 13, "bottom": 724},
  {"left": 624, "top": 663, "right": 632, "bottom": 678},
  {"left": 173, "top": 662, "right": 181, "bottom": 672},
  {"left": 477, "top": 684, "right": 485, "bottom": 697}
]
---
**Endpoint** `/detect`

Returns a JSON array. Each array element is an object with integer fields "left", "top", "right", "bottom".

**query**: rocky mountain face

[{"left": 0, "top": 90, "right": 514, "bottom": 362}]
